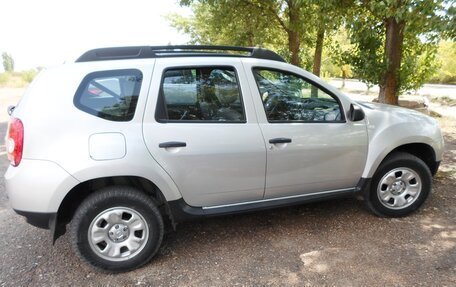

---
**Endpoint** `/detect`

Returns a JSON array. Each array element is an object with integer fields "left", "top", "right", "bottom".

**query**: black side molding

[
  {"left": 355, "top": 177, "right": 372, "bottom": 195},
  {"left": 168, "top": 188, "right": 356, "bottom": 223}
]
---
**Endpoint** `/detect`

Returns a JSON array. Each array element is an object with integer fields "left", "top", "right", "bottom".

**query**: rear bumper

[
  {"left": 14, "top": 210, "right": 56, "bottom": 229},
  {"left": 5, "top": 159, "right": 79, "bottom": 213}
]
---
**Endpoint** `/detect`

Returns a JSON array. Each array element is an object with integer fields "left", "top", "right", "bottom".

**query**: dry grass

[{"left": 0, "top": 71, "right": 37, "bottom": 88}]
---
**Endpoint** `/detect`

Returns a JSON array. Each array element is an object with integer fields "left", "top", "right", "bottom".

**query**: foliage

[
  {"left": 168, "top": 1, "right": 283, "bottom": 47},
  {"left": 0, "top": 72, "right": 10, "bottom": 85},
  {"left": 0, "top": 69, "right": 39, "bottom": 88},
  {"left": 429, "top": 40, "right": 456, "bottom": 84},
  {"left": 169, "top": 0, "right": 454, "bottom": 102},
  {"left": 21, "top": 69, "right": 38, "bottom": 83},
  {"left": 2, "top": 52, "right": 14, "bottom": 72},
  {"left": 174, "top": 1, "right": 354, "bottom": 70},
  {"left": 343, "top": 11, "right": 385, "bottom": 88},
  {"left": 345, "top": 0, "right": 452, "bottom": 100},
  {"left": 325, "top": 27, "right": 355, "bottom": 78}
]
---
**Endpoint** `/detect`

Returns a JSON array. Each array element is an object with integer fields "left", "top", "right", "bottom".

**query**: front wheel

[
  {"left": 365, "top": 152, "right": 432, "bottom": 217},
  {"left": 70, "top": 186, "right": 164, "bottom": 272}
]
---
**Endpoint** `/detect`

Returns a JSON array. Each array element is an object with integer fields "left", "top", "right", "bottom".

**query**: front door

[
  {"left": 245, "top": 65, "right": 368, "bottom": 199},
  {"left": 143, "top": 59, "right": 266, "bottom": 207}
]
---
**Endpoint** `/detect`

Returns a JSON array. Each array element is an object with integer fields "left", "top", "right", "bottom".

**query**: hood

[{"left": 356, "top": 101, "right": 436, "bottom": 125}]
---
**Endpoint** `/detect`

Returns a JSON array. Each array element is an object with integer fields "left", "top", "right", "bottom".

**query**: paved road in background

[{"left": 328, "top": 79, "right": 456, "bottom": 99}]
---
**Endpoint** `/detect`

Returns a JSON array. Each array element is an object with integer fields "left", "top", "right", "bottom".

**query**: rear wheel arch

[{"left": 54, "top": 176, "right": 176, "bottom": 242}]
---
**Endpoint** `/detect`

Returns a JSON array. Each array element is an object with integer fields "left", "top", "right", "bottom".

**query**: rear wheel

[
  {"left": 365, "top": 152, "right": 432, "bottom": 217},
  {"left": 70, "top": 186, "right": 164, "bottom": 272}
]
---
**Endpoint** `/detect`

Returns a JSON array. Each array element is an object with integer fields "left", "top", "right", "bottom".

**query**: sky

[{"left": 0, "top": 0, "right": 191, "bottom": 71}]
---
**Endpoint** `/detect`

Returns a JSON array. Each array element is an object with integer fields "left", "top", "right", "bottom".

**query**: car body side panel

[
  {"left": 241, "top": 59, "right": 369, "bottom": 198},
  {"left": 142, "top": 58, "right": 267, "bottom": 207},
  {"left": 4, "top": 56, "right": 445, "bottom": 216},
  {"left": 258, "top": 122, "right": 368, "bottom": 198},
  {"left": 5, "top": 159, "right": 79, "bottom": 213},
  {"left": 7, "top": 60, "right": 183, "bottom": 208},
  {"left": 359, "top": 102, "right": 444, "bottom": 178}
]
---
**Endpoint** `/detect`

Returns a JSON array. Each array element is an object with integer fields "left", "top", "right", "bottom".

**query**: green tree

[
  {"left": 308, "top": 0, "right": 353, "bottom": 77},
  {"left": 325, "top": 27, "right": 355, "bottom": 86},
  {"left": 174, "top": 0, "right": 317, "bottom": 66},
  {"left": 173, "top": 0, "right": 352, "bottom": 71},
  {"left": 430, "top": 40, "right": 456, "bottom": 83},
  {"left": 2, "top": 52, "right": 14, "bottom": 72},
  {"left": 346, "top": 0, "right": 453, "bottom": 105},
  {"left": 169, "top": 1, "right": 282, "bottom": 47}
]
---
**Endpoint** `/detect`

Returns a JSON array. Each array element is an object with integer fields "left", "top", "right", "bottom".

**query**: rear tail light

[{"left": 5, "top": 118, "right": 24, "bottom": 166}]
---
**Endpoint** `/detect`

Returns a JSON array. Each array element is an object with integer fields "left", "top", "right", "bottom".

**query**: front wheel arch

[{"left": 364, "top": 142, "right": 438, "bottom": 179}]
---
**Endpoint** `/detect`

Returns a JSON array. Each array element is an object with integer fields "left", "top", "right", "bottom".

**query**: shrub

[
  {"left": 0, "top": 72, "right": 10, "bottom": 85},
  {"left": 21, "top": 69, "right": 38, "bottom": 83}
]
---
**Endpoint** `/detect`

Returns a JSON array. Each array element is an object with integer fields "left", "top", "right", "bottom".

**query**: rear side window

[
  {"left": 156, "top": 67, "right": 246, "bottom": 123},
  {"left": 74, "top": 69, "right": 142, "bottom": 121}
]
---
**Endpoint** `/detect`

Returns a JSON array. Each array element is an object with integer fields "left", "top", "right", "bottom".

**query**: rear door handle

[
  {"left": 269, "top": 138, "right": 292, "bottom": 144},
  {"left": 159, "top": 141, "right": 187, "bottom": 148}
]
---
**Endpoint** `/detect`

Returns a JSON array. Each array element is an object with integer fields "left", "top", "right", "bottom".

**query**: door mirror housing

[{"left": 349, "top": 104, "right": 365, "bottom": 121}]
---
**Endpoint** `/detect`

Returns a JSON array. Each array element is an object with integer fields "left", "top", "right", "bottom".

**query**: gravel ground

[{"left": 0, "top": 88, "right": 455, "bottom": 286}]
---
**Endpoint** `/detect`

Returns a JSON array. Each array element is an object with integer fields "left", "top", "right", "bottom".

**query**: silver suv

[{"left": 4, "top": 46, "right": 444, "bottom": 272}]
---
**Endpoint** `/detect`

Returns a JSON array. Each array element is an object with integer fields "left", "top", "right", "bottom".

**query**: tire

[
  {"left": 365, "top": 152, "right": 432, "bottom": 217},
  {"left": 70, "top": 186, "right": 164, "bottom": 272}
]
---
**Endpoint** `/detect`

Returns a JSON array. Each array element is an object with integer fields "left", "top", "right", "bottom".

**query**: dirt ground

[{"left": 0, "top": 88, "right": 455, "bottom": 286}]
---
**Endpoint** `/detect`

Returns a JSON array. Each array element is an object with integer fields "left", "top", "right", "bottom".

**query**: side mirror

[{"left": 349, "top": 104, "right": 364, "bottom": 121}]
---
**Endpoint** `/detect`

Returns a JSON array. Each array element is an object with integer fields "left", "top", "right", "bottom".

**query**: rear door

[
  {"left": 143, "top": 58, "right": 266, "bottom": 207},
  {"left": 243, "top": 61, "right": 368, "bottom": 199}
]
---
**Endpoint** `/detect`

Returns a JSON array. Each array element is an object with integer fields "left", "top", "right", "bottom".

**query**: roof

[{"left": 75, "top": 45, "right": 286, "bottom": 63}]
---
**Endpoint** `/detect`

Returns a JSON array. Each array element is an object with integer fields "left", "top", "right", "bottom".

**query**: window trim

[
  {"left": 251, "top": 66, "right": 346, "bottom": 124},
  {"left": 155, "top": 65, "right": 247, "bottom": 124},
  {"left": 74, "top": 69, "right": 143, "bottom": 122}
]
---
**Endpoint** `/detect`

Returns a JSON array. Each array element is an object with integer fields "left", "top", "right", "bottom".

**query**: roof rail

[{"left": 75, "top": 45, "right": 286, "bottom": 63}]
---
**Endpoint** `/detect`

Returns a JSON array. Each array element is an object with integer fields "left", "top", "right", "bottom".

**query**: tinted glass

[
  {"left": 75, "top": 69, "right": 142, "bottom": 121},
  {"left": 158, "top": 67, "right": 245, "bottom": 122},
  {"left": 253, "top": 68, "right": 342, "bottom": 122}
]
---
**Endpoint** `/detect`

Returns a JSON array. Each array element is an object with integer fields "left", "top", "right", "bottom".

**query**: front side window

[
  {"left": 156, "top": 67, "right": 245, "bottom": 122},
  {"left": 253, "top": 68, "right": 343, "bottom": 122},
  {"left": 74, "top": 69, "right": 142, "bottom": 121}
]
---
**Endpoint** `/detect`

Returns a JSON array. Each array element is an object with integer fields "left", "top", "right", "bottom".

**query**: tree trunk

[
  {"left": 311, "top": 26, "right": 325, "bottom": 97},
  {"left": 312, "top": 27, "right": 325, "bottom": 77},
  {"left": 342, "top": 69, "right": 346, "bottom": 89},
  {"left": 287, "top": 0, "right": 301, "bottom": 66},
  {"left": 378, "top": 17, "right": 405, "bottom": 105},
  {"left": 288, "top": 30, "right": 301, "bottom": 66}
]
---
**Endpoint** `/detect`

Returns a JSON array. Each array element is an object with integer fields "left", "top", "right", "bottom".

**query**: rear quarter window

[{"left": 74, "top": 69, "right": 143, "bottom": 121}]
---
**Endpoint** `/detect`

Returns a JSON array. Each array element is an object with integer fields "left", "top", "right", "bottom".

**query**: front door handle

[
  {"left": 269, "top": 138, "right": 292, "bottom": 144},
  {"left": 159, "top": 141, "right": 187, "bottom": 148}
]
